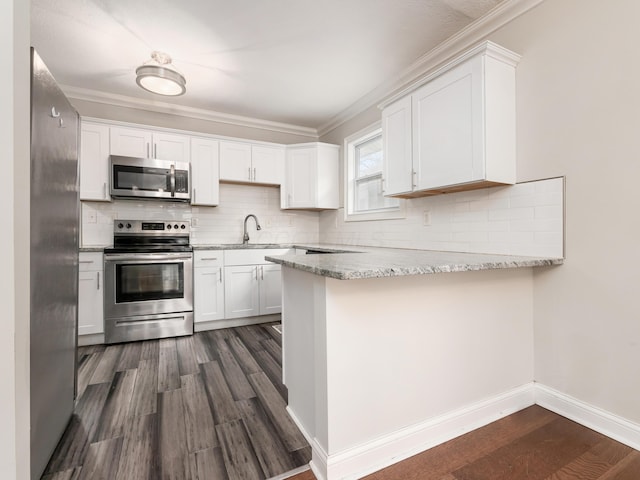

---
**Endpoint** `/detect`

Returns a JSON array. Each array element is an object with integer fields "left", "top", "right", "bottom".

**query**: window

[{"left": 345, "top": 123, "right": 404, "bottom": 222}]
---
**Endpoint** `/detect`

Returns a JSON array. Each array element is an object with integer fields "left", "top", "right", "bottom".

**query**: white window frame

[{"left": 344, "top": 122, "right": 405, "bottom": 222}]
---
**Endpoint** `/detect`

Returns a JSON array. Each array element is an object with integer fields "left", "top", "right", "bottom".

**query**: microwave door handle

[{"left": 170, "top": 164, "right": 176, "bottom": 198}]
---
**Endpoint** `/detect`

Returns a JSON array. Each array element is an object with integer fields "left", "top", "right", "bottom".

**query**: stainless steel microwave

[{"left": 110, "top": 155, "right": 190, "bottom": 201}]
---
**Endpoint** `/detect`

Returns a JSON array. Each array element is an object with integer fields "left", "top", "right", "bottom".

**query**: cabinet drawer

[
  {"left": 79, "top": 252, "right": 103, "bottom": 271},
  {"left": 194, "top": 251, "right": 224, "bottom": 267},
  {"left": 224, "top": 248, "right": 291, "bottom": 266}
]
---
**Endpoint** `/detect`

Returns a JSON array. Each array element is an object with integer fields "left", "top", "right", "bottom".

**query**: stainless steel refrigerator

[{"left": 30, "top": 49, "right": 79, "bottom": 480}]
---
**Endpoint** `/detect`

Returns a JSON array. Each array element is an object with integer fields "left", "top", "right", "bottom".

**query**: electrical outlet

[
  {"left": 423, "top": 210, "right": 431, "bottom": 226},
  {"left": 192, "top": 217, "right": 199, "bottom": 227}
]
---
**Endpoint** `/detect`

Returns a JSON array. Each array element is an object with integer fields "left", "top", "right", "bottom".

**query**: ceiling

[{"left": 31, "top": 0, "right": 505, "bottom": 132}]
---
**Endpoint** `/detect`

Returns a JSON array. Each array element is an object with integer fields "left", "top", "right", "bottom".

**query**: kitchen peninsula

[{"left": 267, "top": 246, "right": 563, "bottom": 480}]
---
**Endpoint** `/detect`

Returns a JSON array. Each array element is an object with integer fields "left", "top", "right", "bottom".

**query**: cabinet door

[
  {"left": 78, "top": 253, "right": 103, "bottom": 335},
  {"left": 412, "top": 57, "right": 484, "bottom": 190},
  {"left": 252, "top": 145, "right": 284, "bottom": 185},
  {"left": 80, "top": 122, "right": 110, "bottom": 201},
  {"left": 78, "top": 268, "right": 103, "bottom": 335},
  {"left": 191, "top": 138, "right": 219, "bottom": 206},
  {"left": 110, "top": 126, "right": 152, "bottom": 158},
  {"left": 219, "top": 141, "right": 252, "bottom": 182},
  {"left": 382, "top": 96, "right": 414, "bottom": 196},
  {"left": 259, "top": 264, "right": 282, "bottom": 315},
  {"left": 194, "top": 266, "right": 225, "bottom": 322},
  {"left": 284, "top": 148, "right": 316, "bottom": 208},
  {"left": 224, "top": 266, "right": 260, "bottom": 319},
  {"left": 153, "top": 132, "right": 190, "bottom": 162}
]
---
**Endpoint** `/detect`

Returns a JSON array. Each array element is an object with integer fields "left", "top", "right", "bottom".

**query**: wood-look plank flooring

[
  {"left": 42, "top": 323, "right": 311, "bottom": 480},
  {"left": 288, "top": 405, "right": 640, "bottom": 480}
]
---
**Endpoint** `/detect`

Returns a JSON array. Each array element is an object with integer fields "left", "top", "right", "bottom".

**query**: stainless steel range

[{"left": 104, "top": 220, "right": 193, "bottom": 344}]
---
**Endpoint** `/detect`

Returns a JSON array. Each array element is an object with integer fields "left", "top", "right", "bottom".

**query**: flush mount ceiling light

[{"left": 135, "top": 51, "right": 186, "bottom": 96}]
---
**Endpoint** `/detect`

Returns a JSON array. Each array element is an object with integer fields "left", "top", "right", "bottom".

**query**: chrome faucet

[{"left": 243, "top": 214, "right": 261, "bottom": 244}]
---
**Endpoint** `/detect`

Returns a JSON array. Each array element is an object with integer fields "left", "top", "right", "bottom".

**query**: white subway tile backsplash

[
  {"left": 488, "top": 207, "right": 535, "bottom": 221},
  {"left": 319, "top": 177, "right": 564, "bottom": 257},
  {"left": 535, "top": 205, "right": 563, "bottom": 219},
  {"left": 82, "top": 179, "right": 564, "bottom": 258},
  {"left": 81, "top": 183, "right": 320, "bottom": 247}
]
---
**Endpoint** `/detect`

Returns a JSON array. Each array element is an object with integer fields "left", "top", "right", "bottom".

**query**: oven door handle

[{"left": 104, "top": 253, "right": 192, "bottom": 262}]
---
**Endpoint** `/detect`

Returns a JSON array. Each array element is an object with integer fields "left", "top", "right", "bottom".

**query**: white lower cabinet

[
  {"left": 224, "top": 265, "right": 261, "bottom": 319},
  {"left": 223, "top": 248, "right": 290, "bottom": 320},
  {"left": 223, "top": 264, "right": 283, "bottom": 319},
  {"left": 194, "top": 252, "right": 225, "bottom": 324},
  {"left": 78, "top": 252, "right": 104, "bottom": 336},
  {"left": 259, "top": 264, "right": 283, "bottom": 315},
  {"left": 194, "top": 248, "right": 289, "bottom": 327}
]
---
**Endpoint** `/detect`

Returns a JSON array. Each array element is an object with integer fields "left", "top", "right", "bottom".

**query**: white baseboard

[
  {"left": 284, "top": 383, "right": 640, "bottom": 480},
  {"left": 535, "top": 383, "right": 640, "bottom": 451},
  {"left": 193, "top": 314, "right": 280, "bottom": 332},
  {"left": 299, "top": 383, "right": 536, "bottom": 480}
]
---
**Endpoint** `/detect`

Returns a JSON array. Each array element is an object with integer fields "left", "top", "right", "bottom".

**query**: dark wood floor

[
  {"left": 290, "top": 405, "right": 640, "bottom": 480},
  {"left": 42, "top": 323, "right": 311, "bottom": 480}
]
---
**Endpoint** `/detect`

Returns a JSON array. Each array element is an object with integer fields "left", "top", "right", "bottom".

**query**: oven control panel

[{"left": 114, "top": 220, "right": 190, "bottom": 235}]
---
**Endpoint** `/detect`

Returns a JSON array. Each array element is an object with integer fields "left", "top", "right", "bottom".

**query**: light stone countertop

[{"left": 265, "top": 244, "right": 564, "bottom": 280}]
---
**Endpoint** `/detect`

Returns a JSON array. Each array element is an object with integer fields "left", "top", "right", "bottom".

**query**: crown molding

[
  {"left": 377, "top": 41, "right": 521, "bottom": 110},
  {"left": 316, "top": 0, "right": 545, "bottom": 137},
  {"left": 61, "top": 85, "right": 319, "bottom": 139}
]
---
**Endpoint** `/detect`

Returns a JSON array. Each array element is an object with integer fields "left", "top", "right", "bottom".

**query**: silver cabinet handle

[
  {"left": 103, "top": 182, "right": 107, "bottom": 199},
  {"left": 200, "top": 257, "right": 218, "bottom": 261},
  {"left": 255, "top": 266, "right": 258, "bottom": 280},
  {"left": 248, "top": 167, "right": 252, "bottom": 181},
  {"left": 96, "top": 272, "right": 100, "bottom": 290},
  {"left": 146, "top": 142, "right": 150, "bottom": 158},
  {"left": 253, "top": 168, "right": 257, "bottom": 182},
  {"left": 260, "top": 265, "right": 264, "bottom": 280},
  {"left": 154, "top": 144, "right": 157, "bottom": 158},
  {"left": 193, "top": 188, "right": 196, "bottom": 203},
  {"left": 412, "top": 170, "right": 417, "bottom": 189},
  {"left": 79, "top": 260, "right": 93, "bottom": 264},
  {"left": 219, "top": 267, "right": 222, "bottom": 283}
]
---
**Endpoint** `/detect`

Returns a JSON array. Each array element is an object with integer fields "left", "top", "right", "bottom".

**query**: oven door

[{"left": 104, "top": 252, "right": 193, "bottom": 319}]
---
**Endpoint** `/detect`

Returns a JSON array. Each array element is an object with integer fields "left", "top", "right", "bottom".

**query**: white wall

[
  {"left": 489, "top": 0, "right": 640, "bottom": 424},
  {"left": 320, "top": 0, "right": 640, "bottom": 425},
  {"left": 1, "top": 0, "right": 31, "bottom": 478},
  {"left": 81, "top": 183, "right": 320, "bottom": 247}
]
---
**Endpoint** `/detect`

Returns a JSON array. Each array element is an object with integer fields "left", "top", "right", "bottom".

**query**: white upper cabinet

[
  {"left": 110, "top": 126, "right": 190, "bottom": 162},
  {"left": 219, "top": 141, "right": 284, "bottom": 185},
  {"left": 382, "top": 96, "right": 413, "bottom": 196},
  {"left": 382, "top": 42, "right": 520, "bottom": 198},
  {"left": 80, "top": 121, "right": 110, "bottom": 201},
  {"left": 153, "top": 132, "right": 191, "bottom": 162},
  {"left": 219, "top": 141, "right": 252, "bottom": 182},
  {"left": 109, "top": 126, "right": 152, "bottom": 158},
  {"left": 251, "top": 145, "right": 284, "bottom": 185},
  {"left": 282, "top": 143, "right": 339, "bottom": 210},
  {"left": 191, "top": 137, "right": 220, "bottom": 206}
]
